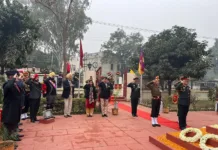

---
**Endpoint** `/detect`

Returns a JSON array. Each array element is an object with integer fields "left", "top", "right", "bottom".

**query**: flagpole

[
  {"left": 78, "top": 65, "right": 81, "bottom": 98},
  {"left": 140, "top": 75, "right": 143, "bottom": 104}
]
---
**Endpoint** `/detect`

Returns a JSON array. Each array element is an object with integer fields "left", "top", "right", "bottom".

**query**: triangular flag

[{"left": 129, "top": 69, "right": 135, "bottom": 74}]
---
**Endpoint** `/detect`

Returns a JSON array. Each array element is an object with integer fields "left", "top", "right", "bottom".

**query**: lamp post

[{"left": 87, "top": 62, "right": 92, "bottom": 70}]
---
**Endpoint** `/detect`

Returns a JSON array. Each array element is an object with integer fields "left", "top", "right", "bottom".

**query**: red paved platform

[{"left": 17, "top": 102, "right": 217, "bottom": 150}]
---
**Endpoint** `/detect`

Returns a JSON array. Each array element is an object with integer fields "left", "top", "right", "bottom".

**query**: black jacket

[
  {"left": 128, "top": 82, "right": 140, "bottom": 99},
  {"left": 175, "top": 82, "right": 191, "bottom": 106},
  {"left": 98, "top": 82, "right": 111, "bottom": 99},
  {"left": 2, "top": 79, "right": 22, "bottom": 124},
  {"left": 26, "top": 79, "right": 41, "bottom": 99},
  {"left": 83, "top": 84, "right": 97, "bottom": 99},
  {"left": 44, "top": 77, "right": 57, "bottom": 96},
  {"left": 62, "top": 80, "right": 74, "bottom": 99}
]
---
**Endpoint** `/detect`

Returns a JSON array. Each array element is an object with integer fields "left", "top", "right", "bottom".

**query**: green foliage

[
  {"left": 190, "top": 94, "right": 199, "bottom": 111},
  {"left": 38, "top": 98, "right": 101, "bottom": 115},
  {"left": 205, "top": 39, "right": 218, "bottom": 80},
  {"left": 163, "top": 96, "right": 171, "bottom": 108},
  {"left": 0, "top": 124, "right": 18, "bottom": 142},
  {"left": 0, "top": 0, "right": 40, "bottom": 69},
  {"left": 0, "top": 89, "right": 3, "bottom": 105},
  {"left": 101, "top": 29, "right": 144, "bottom": 70},
  {"left": 132, "top": 26, "right": 212, "bottom": 80},
  {"left": 30, "top": 0, "right": 92, "bottom": 72},
  {"left": 27, "top": 50, "right": 59, "bottom": 72},
  {"left": 208, "top": 88, "right": 216, "bottom": 102}
]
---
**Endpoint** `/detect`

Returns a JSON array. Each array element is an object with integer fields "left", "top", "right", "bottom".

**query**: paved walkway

[{"left": 17, "top": 102, "right": 217, "bottom": 150}]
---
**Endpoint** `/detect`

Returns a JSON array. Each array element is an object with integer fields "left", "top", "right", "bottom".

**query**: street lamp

[{"left": 87, "top": 62, "right": 92, "bottom": 70}]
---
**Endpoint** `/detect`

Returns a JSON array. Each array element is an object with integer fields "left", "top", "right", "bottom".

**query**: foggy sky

[{"left": 83, "top": 0, "right": 218, "bottom": 53}]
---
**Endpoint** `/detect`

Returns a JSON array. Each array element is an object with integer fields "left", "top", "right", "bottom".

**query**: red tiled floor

[{"left": 17, "top": 102, "right": 217, "bottom": 150}]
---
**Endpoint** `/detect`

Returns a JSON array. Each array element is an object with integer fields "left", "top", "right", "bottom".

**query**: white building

[
  {"left": 69, "top": 56, "right": 80, "bottom": 73},
  {"left": 84, "top": 52, "right": 121, "bottom": 83}
]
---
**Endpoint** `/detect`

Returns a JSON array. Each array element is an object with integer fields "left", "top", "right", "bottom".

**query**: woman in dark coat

[
  {"left": 84, "top": 80, "right": 97, "bottom": 117},
  {"left": 26, "top": 74, "right": 41, "bottom": 123}
]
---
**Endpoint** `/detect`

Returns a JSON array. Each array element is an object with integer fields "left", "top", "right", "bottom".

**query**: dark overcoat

[
  {"left": 62, "top": 80, "right": 75, "bottom": 99},
  {"left": 2, "top": 78, "right": 22, "bottom": 124}
]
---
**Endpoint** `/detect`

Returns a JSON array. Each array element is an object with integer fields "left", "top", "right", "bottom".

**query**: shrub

[
  {"left": 38, "top": 98, "right": 101, "bottom": 115},
  {"left": 0, "top": 89, "right": 3, "bottom": 105},
  {"left": 190, "top": 94, "right": 199, "bottom": 111},
  {"left": 208, "top": 88, "right": 216, "bottom": 102}
]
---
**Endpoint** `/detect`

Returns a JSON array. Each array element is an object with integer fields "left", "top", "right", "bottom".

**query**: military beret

[{"left": 181, "top": 76, "right": 189, "bottom": 80}]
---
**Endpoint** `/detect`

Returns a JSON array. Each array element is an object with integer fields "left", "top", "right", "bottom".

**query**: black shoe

[
  {"left": 90, "top": 115, "right": 93, "bottom": 117},
  {"left": 64, "top": 115, "right": 68, "bottom": 118},
  {"left": 21, "top": 118, "right": 26, "bottom": 120},
  {"left": 135, "top": 115, "right": 138, "bottom": 117},
  {"left": 102, "top": 115, "right": 105, "bottom": 117},
  {"left": 31, "top": 120, "right": 35, "bottom": 123},
  {"left": 18, "top": 134, "right": 24, "bottom": 138},
  {"left": 155, "top": 124, "right": 161, "bottom": 127},
  {"left": 152, "top": 124, "right": 156, "bottom": 127},
  {"left": 67, "top": 115, "right": 72, "bottom": 117},
  {"left": 180, "top": 127, "right": 186, "bottom": 130},
  {"left": 104, "top": 114, "right": 108, "bottom": 117},
  {"left": 51, "top": 116, "right": 55, "bottom": 118},
  {"left": 34, "top": 119, "right": 39, "bottom": 121}
]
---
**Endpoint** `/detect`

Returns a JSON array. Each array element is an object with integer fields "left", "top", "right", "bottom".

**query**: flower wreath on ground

[
  {"left": 199, "top": 134, "right": 218, "bottom": 150},
  {"left": 211, "top": 124, "right": 218, "bottom": 129},
  {"left": 179, "top": 127, "right": 203, "bottom": 142}
]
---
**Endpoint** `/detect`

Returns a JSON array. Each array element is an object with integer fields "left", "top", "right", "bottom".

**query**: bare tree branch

[{"left": 34, "top": 0, "right": 64, "bottom": 28}]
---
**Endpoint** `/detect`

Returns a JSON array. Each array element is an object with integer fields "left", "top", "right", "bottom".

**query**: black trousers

[
  {"left": 131, "top": 98, "right": 139, "bottom": 115},
  {"left": 151, "top": 99, "right": 161, "bottom": 117},
  {"left": 29, "top": 98, "right": 40, "bottom": 121},
  {"left": 22, "top": 93, "right": 30, "bottom": 114},
  {"left": 178, "top": 104, "right": 189, "bottom": 129}
]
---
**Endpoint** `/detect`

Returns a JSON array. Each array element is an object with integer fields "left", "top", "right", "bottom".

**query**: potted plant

[
  {"left": 163, "top": 96, "right": 171, "bottom": 113},
  {"left": 112, "top": 88, "right": 121, "bottom": 115},
  {"left": 0, "top": 124, "right": 15, "bottom": 150}
]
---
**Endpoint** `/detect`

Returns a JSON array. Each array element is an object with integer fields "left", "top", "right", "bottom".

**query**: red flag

[
  {"left": 66, "top": 62, "right": 70, "bottom": 73},
  {"left": 80, "top": 39, "right": 84, "bottom": 67}
]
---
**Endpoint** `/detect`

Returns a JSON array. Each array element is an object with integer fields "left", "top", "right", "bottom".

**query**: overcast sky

[{"left": 82, "top": 0, "right": 218, "bottom": 53}]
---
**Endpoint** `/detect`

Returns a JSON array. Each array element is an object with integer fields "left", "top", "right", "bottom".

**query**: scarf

[
  {"left": 89, "top": 86, "right": 94, "bottom": 104},
  {"left": 49, "top": 80, "right": 56, "bottom": 88}
]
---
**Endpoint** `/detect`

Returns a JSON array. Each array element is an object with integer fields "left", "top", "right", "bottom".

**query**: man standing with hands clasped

[
  {"left": 128, "top": 77, "right": 140, "bottom": 117},
  {"left": 174, "top": 76, "right": 191, "bottom": 130},
  {"left": 147, "top": 76, "right": 161, "bottom": 127}
]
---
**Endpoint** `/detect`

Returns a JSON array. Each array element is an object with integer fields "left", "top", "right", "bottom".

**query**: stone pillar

[
  {"left": 126, "top": 73, "right": 136, "bottom": 101},
  {"left": 83, "top": 71, "right": 96, "bottom": 86}
]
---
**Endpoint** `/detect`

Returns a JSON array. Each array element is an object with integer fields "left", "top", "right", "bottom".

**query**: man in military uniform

[
  {"left": 147, "top": 76, "right": 161, "bottom": 127},
  {"left": 174, "top": 76, "right": 191, "bottom": 130},
  {"left": 21, "top": 71, "right": 30, "bottom": 120},
  {"left": 2, "top": 70, "right": 22, "bottom": 141},
  {"left": 128, "top": 77, "right": 140, "bottom": 117}
]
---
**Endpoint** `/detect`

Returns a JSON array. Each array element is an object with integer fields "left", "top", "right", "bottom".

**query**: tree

[
  {"left": 27, "top": 50, "right": 59, "bottom": 72},
  {"left": 0, "top": 0, "right": 40, "bottom": 74},
  {"left": 31, "top": 0, "right": 92, "bottom": 75},
  {"left": 101, "top": 28, "right": 144, "bottom": 73},
  {"left": 133, "top": 26, "right": 212, "bottom": 95},
  {"left": 205, "top": 39, "right": 218, "bottom": 80}
]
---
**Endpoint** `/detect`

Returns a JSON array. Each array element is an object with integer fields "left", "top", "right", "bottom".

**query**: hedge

[{"left": 38, "top": 97, "right": 101, "bottom": 115}]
